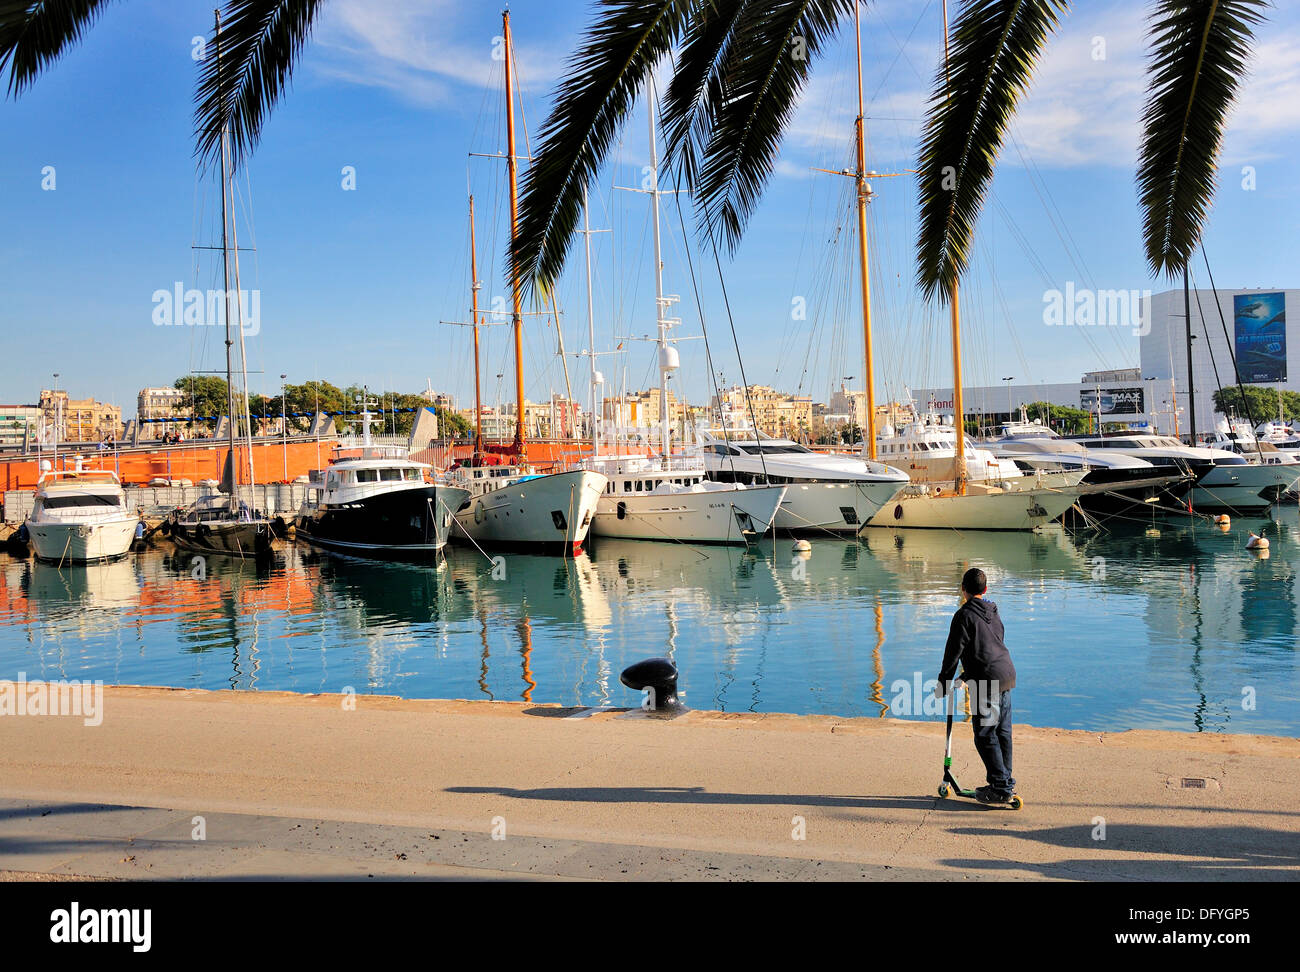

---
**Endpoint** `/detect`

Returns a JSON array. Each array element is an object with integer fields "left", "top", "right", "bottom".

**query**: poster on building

[
  {"left": 1234, "top": 292, "right": 1287, "bottom": 383},
  {"left": 1080, "top": 387, "right": 1144, "bottom": 415}
]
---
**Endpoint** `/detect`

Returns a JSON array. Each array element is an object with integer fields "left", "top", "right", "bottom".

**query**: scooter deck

[{"left": 938, "top": 772, "right": 1023, "bottom": 810}]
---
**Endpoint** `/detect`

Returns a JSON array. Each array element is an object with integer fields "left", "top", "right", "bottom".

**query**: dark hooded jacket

[{"left": 937, "top": 597, "right": 1016, "bottom": 694}]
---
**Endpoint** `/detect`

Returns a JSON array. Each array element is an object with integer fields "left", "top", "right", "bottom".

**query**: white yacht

[
  {"left": 696, "top": 425, "right": 909, "bottom": 533},
  {"left": 1254, "top": 420, "right": 1300, "bottom": 450},
  {"left": 297, "top": 408, "right": 470, "bottom": 559},
  {"left": 448, "top": 460, "right": 607, "bottom": 556},
  {"left": 985, "top": 416, "right": 1192, "bottom": 512},
  {"left": 1064, "top": 432, "right": 1300, "bottom": 515},
  {"left": 24, "top": 462, "right": 137, "bottom": 565},
  {"left": 585, "top": 453, "right": 787, "bottom": 544}
]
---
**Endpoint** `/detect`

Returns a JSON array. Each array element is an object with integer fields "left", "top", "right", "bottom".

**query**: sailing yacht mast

[
  {"left": 647, "top": 85, "right": 675, "bottom": 458},
  {"left": 852, "top": 0, "right": 878, "bottom": 461},
  {"left": 583, "top": 184, "right": 600, "bottom": 455},
  {"left": 468, "top": 194, "right": 484, "bottom": 456},
  {"left": 214, "top": 10, "right": 239, "bottom": 515},
  {"left": 503, "top": 10, "right": 526, "bottom": 456},
  {"left": 941, "top": 0, "right": 967, "bottom": 494}
]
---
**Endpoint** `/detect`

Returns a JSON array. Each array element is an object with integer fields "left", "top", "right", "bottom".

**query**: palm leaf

[
  {"left": 1137, "top": 0, "right": 1267, "bottom": 279},
  {"left": 681, "top": 0, "right": 852, "bottom": 251},
  {"left": 195, "top": 0, "right": 325, "bottom": 171},
  {"left": 0, "top": 0, "right": 118, "bottom": 97},
  {"left": 914, "top": 0, "right": 1068, "bottom": 302},
  {"left": 659, "top": 0, "right": 749, "bottom": 191},
  {"left": 512, "top": 0, "right": 693, "bottom": 296}
]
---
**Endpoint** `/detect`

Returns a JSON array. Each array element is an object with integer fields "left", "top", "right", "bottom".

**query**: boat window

[
  {"left": 623, "top": 481, "right": 631, "bottom": 492},
  {"left": 381, "top": 468, "right": 403, "bottom": 482},
  {"left": 356, "top": 469, "right": 378, "bottom": 482},
  {"left": 917, "top": 443, "right": 929, "bottom": 452},
  {"left": 404, "top": 468, "right": 421, "bottom": 481},
  {"left": 41, "top": 494, "right": 121, "bottom": 509}
]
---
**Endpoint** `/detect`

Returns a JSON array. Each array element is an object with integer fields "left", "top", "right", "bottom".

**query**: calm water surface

[{"left": 3, "top": 507, "right": 1298, "bottom": 735}]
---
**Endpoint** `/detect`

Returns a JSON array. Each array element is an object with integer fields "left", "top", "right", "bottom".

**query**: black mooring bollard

[{"left": 620, "top": 657, "right": 680, "bottom": 711}]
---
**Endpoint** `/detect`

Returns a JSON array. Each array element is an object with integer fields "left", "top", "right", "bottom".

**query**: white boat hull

[
  {"left": 453, "top": 470, "right": 606, "bottom": 554},
  {"left": 864, "top": 484, "right": 1079, "bottom": 531},
  {"left": 592, "top": 484, "right": 787, "bottom": 544},
  {"left": 27, "top": 516, "right": 137, "bottom": 564},
  {"left": 773, "top": 480, "right": 906, "bottom": 533},
  {"left": 1191, "top": 463, "right": 1300, "bottom": 513}
]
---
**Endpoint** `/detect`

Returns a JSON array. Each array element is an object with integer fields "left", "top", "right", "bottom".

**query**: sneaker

[{"left": 976, "top": 788, "right": 1013, "bottom": 805}]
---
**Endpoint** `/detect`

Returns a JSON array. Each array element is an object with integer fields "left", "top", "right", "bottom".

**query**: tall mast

[
  {"left": 647, "top": 86, "right": 672, "bottom": 457},
  {"left": 942, "top": 0, "right": 967, "bottom": 494},
  {"left": 1183, "top": 266, "right": 1196, "bottom": 444},
  {"left": 583, "top": 184, "right": 599, "bottom": 455},
  {"left": 852, "top": 0, "right": 878, "bottom": 461},
  {"left": 469, "top": 194, "right": 484, "bottom": 455},
  {"left": 503, "top": 10, "right": 526, "bottom": 456},
  {"left": 215, "top": 9, "right": 238, "bottom": 515}
]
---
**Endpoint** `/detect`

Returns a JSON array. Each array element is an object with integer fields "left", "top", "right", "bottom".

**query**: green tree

[
  {"left": 1212, "top": 385, "right": 1300, "bottom": 423},
  {"left": 1021, "top": 401, "right": 1094, "bottom": 435},
  {"left": 173, "top": 375, "right": 229, "bottom": 423}
]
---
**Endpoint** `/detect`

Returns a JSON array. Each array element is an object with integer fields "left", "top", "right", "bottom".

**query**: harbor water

[{"left": 2, "top": 508, "right": 1298, "bottom": 736}]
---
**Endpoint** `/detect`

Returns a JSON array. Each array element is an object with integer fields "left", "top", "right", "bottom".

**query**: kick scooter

[{"left": 937, "top": 683, "right": 1023, "bottom": 810}]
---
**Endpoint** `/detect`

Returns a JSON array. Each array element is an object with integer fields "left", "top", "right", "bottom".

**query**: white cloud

[{"left": 310, "top": 0, "right": 565, "bottom": 107}]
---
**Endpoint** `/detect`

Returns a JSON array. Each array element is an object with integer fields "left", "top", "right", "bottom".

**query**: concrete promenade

[{"left": 0, "top": 687, "right": 1296, "bottom": 881}]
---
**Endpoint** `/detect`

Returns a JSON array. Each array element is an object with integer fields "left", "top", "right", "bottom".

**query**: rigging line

[
  {"left": 709, "top": 237, "right": 769, "bottom": 481},
  {"left": 1201, "top": 245, "right": 1261, "bottom": 431},
  {"left": 671, "top": 181, "right": 737, "bottom": 477},
  {"left": 1190, "top": 276, "right": 1226, "bottom": 416}
]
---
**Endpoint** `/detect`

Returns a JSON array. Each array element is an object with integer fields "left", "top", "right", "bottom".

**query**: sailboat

[
  {"left": 167, "top": 10, "right": 277, "bottom": 559},
  {"left": 824, "top": 3, "right": 1082, "bottom": 532},
  {"left": 447, "top": 10, "right": 607, "bottom": 556},
  {"left": 582, "top": 92, "right": 788, "bottom": 545}
]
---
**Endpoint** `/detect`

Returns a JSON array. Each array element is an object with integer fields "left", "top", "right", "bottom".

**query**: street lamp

[
  {"left": 280, "top": 373, "right": 288, "bottom": 482},
  {"left": 1002, "top": 377, "right": 1014, "bottom": 423}
]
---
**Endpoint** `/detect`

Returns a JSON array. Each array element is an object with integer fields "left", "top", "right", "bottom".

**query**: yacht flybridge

[
  {"left": 297, "top": 403, "right": 470, "bottom": 558},
  {"left": 696, "top": 424, "right": 907, "bottom": 533},
  {"left": 24, "top": 462, "right": 137, "bottom": 565}
]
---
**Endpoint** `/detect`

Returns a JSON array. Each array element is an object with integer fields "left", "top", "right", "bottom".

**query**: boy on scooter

[{"left": 935, "top": 568, "right": 1018, "bottom": 805}]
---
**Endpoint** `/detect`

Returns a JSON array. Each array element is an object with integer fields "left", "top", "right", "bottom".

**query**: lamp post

[
  {"left": 52, "top": 373, "right": 60, "bottom": 468},
  {"left": 280, "top": 373, "right": 288, "bottom": 482},
  {"left": 1002, "top": 377, "right": 1014, "bottom": 424}
]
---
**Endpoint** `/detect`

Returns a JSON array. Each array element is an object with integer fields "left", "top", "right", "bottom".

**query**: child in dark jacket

[{"left": 935, "top": 568, "right": 1018, "bottom": 804}]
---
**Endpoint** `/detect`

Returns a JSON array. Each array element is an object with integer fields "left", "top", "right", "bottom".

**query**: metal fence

[{"left": 4, "top": 483, "right": 311, "bottom": 523}]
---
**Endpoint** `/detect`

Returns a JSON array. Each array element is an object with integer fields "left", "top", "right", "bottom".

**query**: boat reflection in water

[{"left": 1, "top": 508, "right": 1297, "bottom": 732}]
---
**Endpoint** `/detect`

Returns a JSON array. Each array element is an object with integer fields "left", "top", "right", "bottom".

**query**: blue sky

[{"left": 3, "top": 0, "right": 1298, "bottom": 419}]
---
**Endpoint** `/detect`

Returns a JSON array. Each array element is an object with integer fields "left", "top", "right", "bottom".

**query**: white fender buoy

[
  {"left": 1246, "top": 532, "right": 1269, "bottom": 551},
  {"left": 792, "top": 539, "right": 812, "bottom": 553}
]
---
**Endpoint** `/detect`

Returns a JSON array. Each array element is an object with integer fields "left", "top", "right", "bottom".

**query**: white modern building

[{"left": 1139, "top": 287, "right": 1294, "bottom": 435}]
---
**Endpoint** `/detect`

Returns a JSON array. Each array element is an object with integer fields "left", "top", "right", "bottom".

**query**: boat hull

[
  {"left": 771, "top": 480, "right": 906, "bottom": 533},
  {"left": 452, "top": 470, "right": 606, "bottom": 555},
  {"left": 864, "top": 484, "right": 1080, "bottom": 531},
  {"left": 169, "top": 519, "right": 277, "bottom": 558},
  {"left": 592, "top": 484, "right": 787, "bottom": 544},
  {"left": 26, "top": 516, "right": 136, "bottom": 565},
  {"left": 298, "top": 484, "right": 470, "bottom": 558},
  {"left": 1190, "top": 463, "right": 1300, "bottom": 514}
]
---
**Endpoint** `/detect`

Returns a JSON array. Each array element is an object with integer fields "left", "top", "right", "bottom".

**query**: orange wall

[{"left": 0, "top": 439, "right": 338, "bottom": 492}]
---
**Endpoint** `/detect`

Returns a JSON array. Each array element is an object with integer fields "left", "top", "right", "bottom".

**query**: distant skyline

[{"left": 4, "top": 0, "right": 1297, "bottom": 419}]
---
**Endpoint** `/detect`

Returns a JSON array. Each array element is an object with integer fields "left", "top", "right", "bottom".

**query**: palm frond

[
  {"left": 512, "top": 0, "right": 693, "bottom": 296},
  {"left": 659, "top": 0, "right": 748, "bottom": 191},
  {"left": 687, "top": 0, "right": 853, "bottom": 251},
  {"left": 914, "top": 0, "right": 1068, "bottom": 302},
  {"left": 1138, "top": 0, "right": 1267, "bottom": 279},
  {"left": 195, "top": 0, "right": 325, "bottom": 171},
  {"left": 1, "top": 0, "right": 117, "bottom": 97}
]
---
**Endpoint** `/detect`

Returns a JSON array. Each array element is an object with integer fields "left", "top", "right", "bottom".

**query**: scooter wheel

[
  {"left": 937, "top": 783, "right": 949, "bottom": 798},
  {"left": 1010, "top": 795, "right": 1023, "bottom": 810}
]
